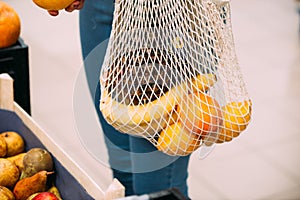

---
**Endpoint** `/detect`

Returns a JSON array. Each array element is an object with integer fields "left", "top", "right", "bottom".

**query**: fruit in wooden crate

[
  {"left": 26, "top": 193, "right": 39, "bottom": 200},
  {"left": 27, "top": 186, "right": 62, "bottom": 200},
  {"left": 0, "top": 186, "right": 15, "bottom": 200},
  {"left": 20, "top": 148, "right": 53, "bottom": 179},
  {"left": 0, "top": 158, "right": 20, "bottom": 189},
  {"left": 0, "top": 136, "right": 7, "bottom": 157},
  {"left": 32, "top": 192, "right": 59, "bottom": 200},
  {"left": 26, "top": 185, "right": 62, "bottom": 200},
  {"left": 0, "top": 2, "right": 21, "bottom": 48},
  {"left": 216, "top": 100, "right": 252, "bottom": 143},
  {"left": 156, "top": 122, "right": 201, "bottom": 156},
  {"left": 178, "top": 91, "right": 223, "bottom": 136},
  {"left": 13, "top": 170, "right": 50, "bottom": 200},
  {"left": 32, "top": 0, "right": 74, "bottom": 10},
  {"left": 6, "top": 153, "right": 26, "bottom": 172},
  {"left": 47, "top": 186, "right": 62, "bottom": 200},
  {"left": 0, "top": 132, "right": 25, "bottom": 157}
]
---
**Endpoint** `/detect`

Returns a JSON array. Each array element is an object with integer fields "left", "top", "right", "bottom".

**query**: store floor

[{"left": 4, "top": 0, "right": 300, "bottom": 199}]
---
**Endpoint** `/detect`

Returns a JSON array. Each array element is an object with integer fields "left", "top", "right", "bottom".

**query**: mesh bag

[{"left": 100, "top": 0, "right": 252, "bottom": 156}]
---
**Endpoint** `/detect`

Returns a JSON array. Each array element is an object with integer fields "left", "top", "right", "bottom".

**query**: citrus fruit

[
  {"left": 0, "top": 2, "right": 21, "bottom": 48},
  {"left": 32, "top": 0, "right": 75, "bottom": 10},
  {"left": 156, "top": 122, "right": 201, "bottom": 156},
  {"left": 217, "top": 99, "right": 252, "bottom": 143},
  {"left": 178, "top": 91, "right": 223, "bottom": 136}
]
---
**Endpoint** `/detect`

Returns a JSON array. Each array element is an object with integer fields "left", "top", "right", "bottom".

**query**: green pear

[{"left": 20, "top": 148, "right": 53, "bottom": 179}]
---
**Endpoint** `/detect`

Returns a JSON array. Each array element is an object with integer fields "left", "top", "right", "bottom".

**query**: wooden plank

[
  {"left": 103, "top": 179, "right": 125, "bottom": 200},
  {"left": 13, "top": 103, "right": 106, "bottom": 199},
  {"left": 0, "top": 73, "right": 14, "bottom": 111}
]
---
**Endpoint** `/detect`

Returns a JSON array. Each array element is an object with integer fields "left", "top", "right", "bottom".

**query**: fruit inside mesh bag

[{"left": 99, "top": 0, "right": 251, "bottom": 156}]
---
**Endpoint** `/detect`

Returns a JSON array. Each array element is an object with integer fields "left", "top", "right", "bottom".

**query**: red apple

[{"left": 32, "top": 192, "right": 59, "bottom": 200}]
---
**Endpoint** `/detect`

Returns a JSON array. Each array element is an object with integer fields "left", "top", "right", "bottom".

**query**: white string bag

[{"left": 100, "top": 0, "right": 252, "bottom": 156}]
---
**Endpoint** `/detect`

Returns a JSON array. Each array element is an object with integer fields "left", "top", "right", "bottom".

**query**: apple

[{"left": 32, "top": 192, "right": 59, "bottom": 200}]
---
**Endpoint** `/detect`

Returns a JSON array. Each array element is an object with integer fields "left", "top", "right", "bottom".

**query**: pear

[
  {"left": 20, "top": 148, "right": 53, "bottom": 179},
  {"left": 0, "top": 136, "right": 7, "bottom": 157},
  {"left": 0, "top": 186, "right": 15, "bottom": 200},
  {"left": 0, "top": 132, "right": 25, "bottom": 157},
  {"left": 25, "top": 193, "right": 39, "bottom": 200},
  {"left": 0, "top": 158, "right": 20, "bottom": 189},
  {"left": 47, "top": 186, "right": 62, "bottom": 200},
  {"left": 6, "top": 153, "right": 26, "bottom": 171},
  {"left": 13, "top": 170, "right": 50, "bottom": 200}
]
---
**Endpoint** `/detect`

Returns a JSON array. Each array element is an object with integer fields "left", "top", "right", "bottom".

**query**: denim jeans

[{"left": 79, "top": 0, "right": 190, "bottom": 197}]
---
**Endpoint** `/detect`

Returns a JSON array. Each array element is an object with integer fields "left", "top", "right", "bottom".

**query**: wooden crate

[{"left": 0, "top": 73, "right": 125, "bottom": 200}]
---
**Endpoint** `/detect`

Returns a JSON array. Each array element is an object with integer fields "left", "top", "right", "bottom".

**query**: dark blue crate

[{"left": 0, "top": 109, "right": 94, "bottom": 200}]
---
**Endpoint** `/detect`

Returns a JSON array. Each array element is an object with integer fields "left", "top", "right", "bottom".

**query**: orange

[
  {"left": 178, "top": 91, "right": 223, "bottom": 136},
  {"left": 32, "top": 0, "right": 75, "bottom": 10},
  {"left": 156, "top": 122, "right": 201, "bottom": 156},
  {"left": 0, "top": 2, "right": 21, "bottom": 48}
]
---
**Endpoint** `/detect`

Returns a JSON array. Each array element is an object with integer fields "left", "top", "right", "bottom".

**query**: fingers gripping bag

[{"left": 99, "top": 0, "right": 252, "bottom": 156}]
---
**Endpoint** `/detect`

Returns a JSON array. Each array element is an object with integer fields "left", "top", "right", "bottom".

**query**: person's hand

[{"left": 47, "top": 0, "right": 85, "bottom": 16}]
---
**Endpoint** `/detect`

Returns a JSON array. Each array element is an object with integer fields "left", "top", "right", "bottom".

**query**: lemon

[
  {"left": 156, "top": 122, "right": 201, "bottom": 156},
  {"left": 217, "top": 100, "right": 252, "bottom": 143}
]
